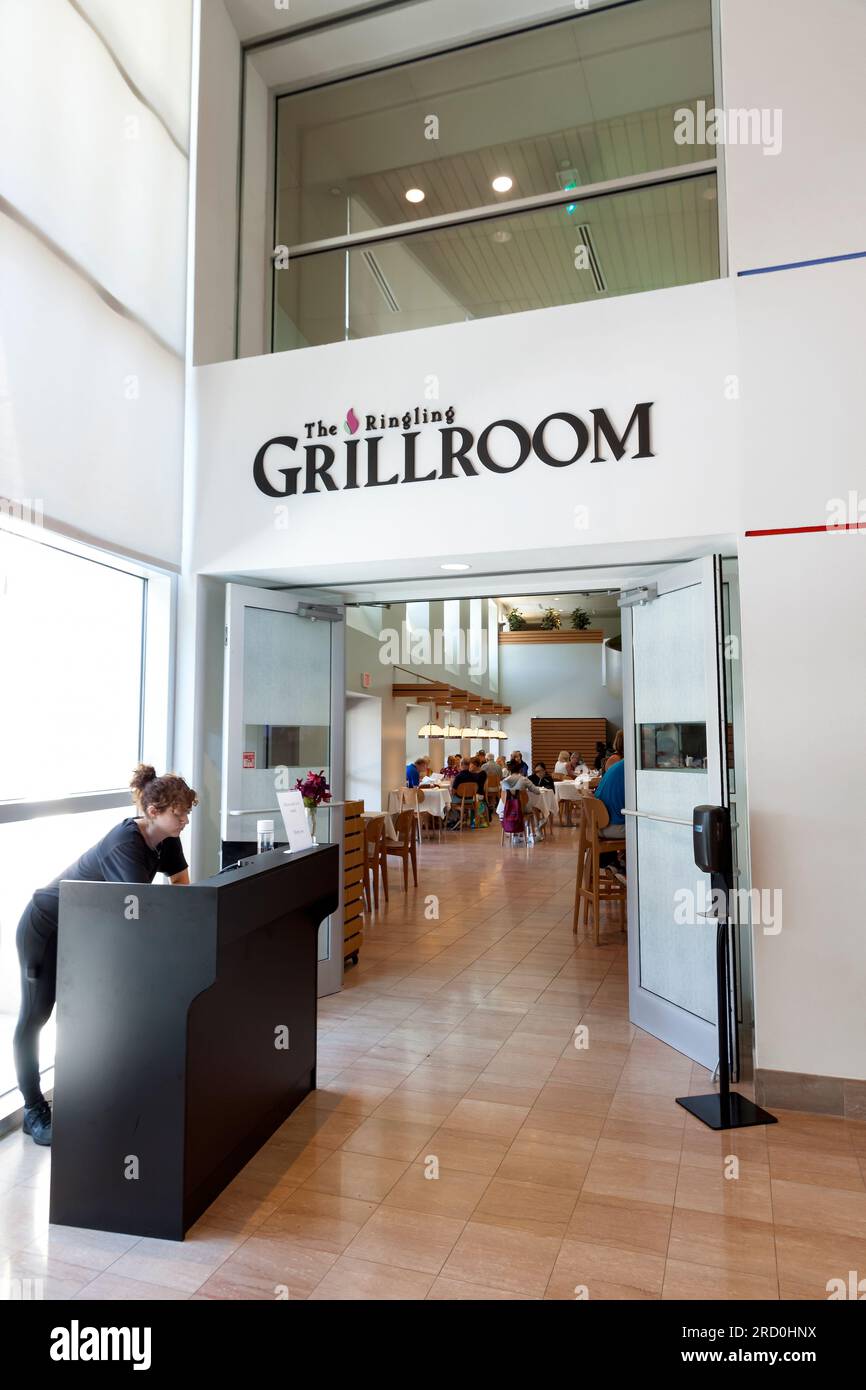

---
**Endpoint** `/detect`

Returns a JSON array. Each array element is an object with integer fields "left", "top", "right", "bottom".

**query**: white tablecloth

[
  {"left": 363, "top": 811, "right": 398, "bottom": 842},
  {"left": 417, "top": 786, "right": 452, "bottom": 818},
  {"left": 388, "top": 787, "right": 452, "bottom": 818},
  {"left": 496, "top": 786, "right": 556, "bottom": 823},
  {"left": 555, "top": 781, "right": 593, "bottom": 804}
]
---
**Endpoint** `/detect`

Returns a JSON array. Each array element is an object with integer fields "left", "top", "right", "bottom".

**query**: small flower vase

[{"left": 304, "top": 802, "right": 317, "bottom": 844}]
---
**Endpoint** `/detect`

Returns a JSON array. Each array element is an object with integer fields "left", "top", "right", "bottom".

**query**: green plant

[
  {"left": 539, "top": 607, "right": 561, "bottom": 630},
  {"left": 506, "top": 607, "right": 526, "bottom": 630},
  {"left": 571, "top": 606, "right": 591, "bottom": 630}
]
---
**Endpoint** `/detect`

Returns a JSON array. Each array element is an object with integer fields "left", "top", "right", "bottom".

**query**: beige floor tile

[
  {"left": 423, "top": 1127, "right": 510, "bottom": 1177},
  {"left": 465, "top": 1077, "right": 544, "bottom": 1109},
  {"left": 475, "top": 1177, "right": 577, "bottom": 1228},
  {"left": 774, "top": 1223, "right": 866, "bottom": 1298},
  {"left": 770, "top": 1178, "right": 866, "bottom": 1239},
  {"left": 546, "top": 1237, "right": 665, "bottom": 1299},
  {"left": 301, "top": 1150, "right": 408, "bottom": 1203},
  {"left": 668, "top": 1207, "right": 777, "bottom": 1276},
  {"left": 195, "top": 1234, "right": 336, "bottom": 1300},
  {"left": 661, "top": 1258, "right": 779, "bottom": 1300},
  {"left": 260, "top": 1190, "right": 376, "bottom": 1254},
  {"left": 498, "top": 1130, "right": 595, "bottom": 1192},
  {"left": 343, "top": 1205, "right": 464, "bottom": 1274},
  {"left": 309, "top": 1254, "right": 435, "bottom": 1299},
  {"left": 340, "top": 1116, "right": 437, "bottom": 1162},
  {"left": 566, "top": 1195, "right": 672, "bottom": 1255},
  {"left": 0, "top": 1247, "right": 99, "bottom": 1300},
  {"left": 675, "top": 1162, "right": 773, "bottom": 1222},
  {"left": 426, "top": 1276, "right": 538, "bottom": 1300},
  {"left": 440, "top": 1219, "right": 561, "bottom": 1297},
  {"left": 441, "top": 1099, "right": 530, "bottom": 1142},
  {"left": 101, "top": 1224, "right": 244, "bottom": 1295},
  {"left": 383, "top": 1163, "right": 490, "bottom": 1220},
  {"left": 73, "top": 1271, "right": 191, "bottom": 1300},
  {"left": 767, "top": 1144, "right": 866, "bottom": 1192},
  {"left": 583, "top": 1149, "right": 679, "bottom": 1208}
]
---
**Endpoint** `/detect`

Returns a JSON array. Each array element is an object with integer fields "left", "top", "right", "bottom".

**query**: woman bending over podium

[{"left": 13, "top": 764, "right": 197, "bottom": 1147}]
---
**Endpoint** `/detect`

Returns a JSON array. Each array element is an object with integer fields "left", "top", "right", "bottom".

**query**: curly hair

[{"left": 130, "top": 764, "right": 198, "bottom": 815}]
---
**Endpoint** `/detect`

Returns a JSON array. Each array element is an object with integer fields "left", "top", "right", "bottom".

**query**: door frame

[
  {"left": 621, "top": 554, "right": 729, "bottom": 1068},
  {"left": 221, "top": 583, "right": 346, "bottom": 997}
]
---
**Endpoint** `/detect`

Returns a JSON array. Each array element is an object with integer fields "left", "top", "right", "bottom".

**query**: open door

[
  {"left": 221, "top": 584, "right": 345, "bottom": 998},
  {"left": 620, "top": 556, "right": 731, "bottom": 1069}
]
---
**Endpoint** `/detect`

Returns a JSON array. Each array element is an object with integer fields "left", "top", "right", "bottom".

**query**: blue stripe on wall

[{"left": 738, "top": 250, "right": 866, "bottom": 277}]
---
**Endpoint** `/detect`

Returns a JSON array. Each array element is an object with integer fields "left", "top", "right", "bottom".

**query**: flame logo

[{"left": 344, "top": 407, "right": 360, "bottom": 435}]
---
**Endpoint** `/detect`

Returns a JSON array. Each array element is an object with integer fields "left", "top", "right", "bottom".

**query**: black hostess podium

[{"left": 48, "top": 844, "right": 339, "bottom": 1241}]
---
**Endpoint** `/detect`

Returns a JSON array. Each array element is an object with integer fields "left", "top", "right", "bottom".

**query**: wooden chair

[
  {"left": 385, "top": 808, "right": 418, "bottom": 890},
  {"left": 485, "top": 776, "right": 501, "bottom": 812},
  {"left": 363, "top": 816, "right": 389, "bottom": 911},
  {"left": 416, "top": 788, "right": 442, "bottom": 842},
  {"left": 573, "top": 797, "right": 626, "bottom": 945},
  {"left": 452, "top": 782, "right": 479, "bottom": 830}
]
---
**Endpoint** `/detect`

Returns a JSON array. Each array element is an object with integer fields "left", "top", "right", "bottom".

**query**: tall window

[
  {"left": 271, "top": 0, "right": 717, "bottom": 350},
  {"left": 0, "top": 526, "right": 172, "bottom": 1101},
  {"left": 488, "top": 598, "right": 500, "bottom": 694},
  {"left": 443, "top": 599, "right": 461, "bottom": 675},
  {"left": 469, "top": 598, "right": 483, "bottom": 686}
]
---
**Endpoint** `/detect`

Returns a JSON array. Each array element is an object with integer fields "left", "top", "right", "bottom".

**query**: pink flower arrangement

[{"left": 295, "top": 771, "right": 331, "bottom": 808}]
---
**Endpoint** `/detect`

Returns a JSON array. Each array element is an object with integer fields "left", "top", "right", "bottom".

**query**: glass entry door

[
  {"left": 221, "top": 585, "right": 345, "bottom": 997},
  {"left": 621, "top": 556, "right": 729, "bottom": 1068}
]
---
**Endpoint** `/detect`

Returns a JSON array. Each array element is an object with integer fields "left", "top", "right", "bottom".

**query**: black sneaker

[{"left": 23, "top": 1100, "right": 52, "bottom": 1147}]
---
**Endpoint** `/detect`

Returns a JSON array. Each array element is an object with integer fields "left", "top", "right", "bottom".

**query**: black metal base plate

[{"left": 676, "top": 1091, "right": 778, "bottom": 1131}]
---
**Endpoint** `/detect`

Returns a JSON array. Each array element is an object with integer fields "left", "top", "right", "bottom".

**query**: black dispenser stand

[{"left": 676, "top": 806, "right": 777, "bottom": 1131}]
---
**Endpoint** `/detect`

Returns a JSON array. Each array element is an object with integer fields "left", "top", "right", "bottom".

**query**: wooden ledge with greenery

[{"left": 499, "top": 629, "right": 605, "bottom": 643}]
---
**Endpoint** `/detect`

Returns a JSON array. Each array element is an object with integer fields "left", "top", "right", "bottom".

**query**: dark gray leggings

[{"left": 13, "top": 902, "right": 57, "bottom": 1108}]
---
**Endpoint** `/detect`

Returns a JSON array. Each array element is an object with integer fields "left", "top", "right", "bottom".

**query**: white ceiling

[
  {"left": 209, "top": 534, "right": 736, "bottom": 599},
  {"left": 223, "top": 0, "right": 393, "bottom": 45}
]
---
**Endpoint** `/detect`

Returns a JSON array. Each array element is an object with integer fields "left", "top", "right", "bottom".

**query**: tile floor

[{"left": 1, "top": 820, "right": 865, "bottom": 1300}]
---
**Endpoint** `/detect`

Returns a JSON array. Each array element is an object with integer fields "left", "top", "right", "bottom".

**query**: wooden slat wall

[
  {"left": 343, "top": 799, "right": 364, "bottom": 962},
  {"left": 531, "top": 718, "right": 609, "bottom": 772}
]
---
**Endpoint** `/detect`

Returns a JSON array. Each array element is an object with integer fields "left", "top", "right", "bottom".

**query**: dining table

[
  {"left": 389, "top": 786, "right": 452, "bottom": 819},
  {"left": 362, "top": 810, "right": 399, "bottom": 842},
  {"left": 555, "top": 778, "right": 596, "bottom": 825},
  {"left": 496, "top": 784, "right": 557, "bottom": 827}
]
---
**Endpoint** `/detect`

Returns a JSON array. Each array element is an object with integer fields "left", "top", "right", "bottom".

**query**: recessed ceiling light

[
  {"left": 492, "top": 175, "right": 513, "bottom": 193},
  {"left": 492, "top": 228, "right": 512, "bottom": 244},
  {"left": 702, "top": 186, "right": 717, "bottom": 201},
  {"left": 405, "top": 188, "right": 425, "bottom": 203},
  {"left": 441, "top": 563, "right": 471, "bottom": 571}
]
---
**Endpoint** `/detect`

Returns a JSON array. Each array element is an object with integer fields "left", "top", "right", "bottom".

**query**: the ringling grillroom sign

[{"left": 252, "top": 402, "right": 654, "bottom": 499}]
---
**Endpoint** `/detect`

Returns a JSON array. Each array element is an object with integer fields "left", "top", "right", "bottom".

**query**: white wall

[
  {"left": 0, "top": 0, "right": 191, "bottom": 565},
  {"left": 720, "top": 0, "right": 866, "bottom": 273},
  {"left": 346, "top": 694, "right": 382, "bottom": 812},
  {"left": 500, "top": 641, "right": 623, "bottom": 762},
  {"left": 736, "top": 263, "right": 866, "bottom": 1082},
  {"left": 193, "top": 0, "right": 242, "bottom": 366}
]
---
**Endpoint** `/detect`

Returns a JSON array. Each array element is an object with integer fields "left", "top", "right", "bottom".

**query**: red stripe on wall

[{"left": 745, "top": 523, "right": 866, "bottom": 537}]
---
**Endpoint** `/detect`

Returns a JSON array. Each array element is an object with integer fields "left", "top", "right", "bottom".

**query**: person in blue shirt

[
  {"left": 406, "top": 758, "right": 426, "bottom": 788},
  {"left": 594, "top": 757, "right": 626, "bottom": 852},
  {"left": 509, "top": 750, "right": 529, "bottom": 776}
]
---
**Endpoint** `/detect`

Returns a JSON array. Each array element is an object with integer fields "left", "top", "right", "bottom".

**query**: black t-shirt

[
  {"left": 32, "top": 818, "right": 187, "bottom": 931},
  {"left": 453, "top": 770, "right": 482, "bottom": 792},
  {"left": 530, "top": 773, "right": 555, "bottom": 789}
]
